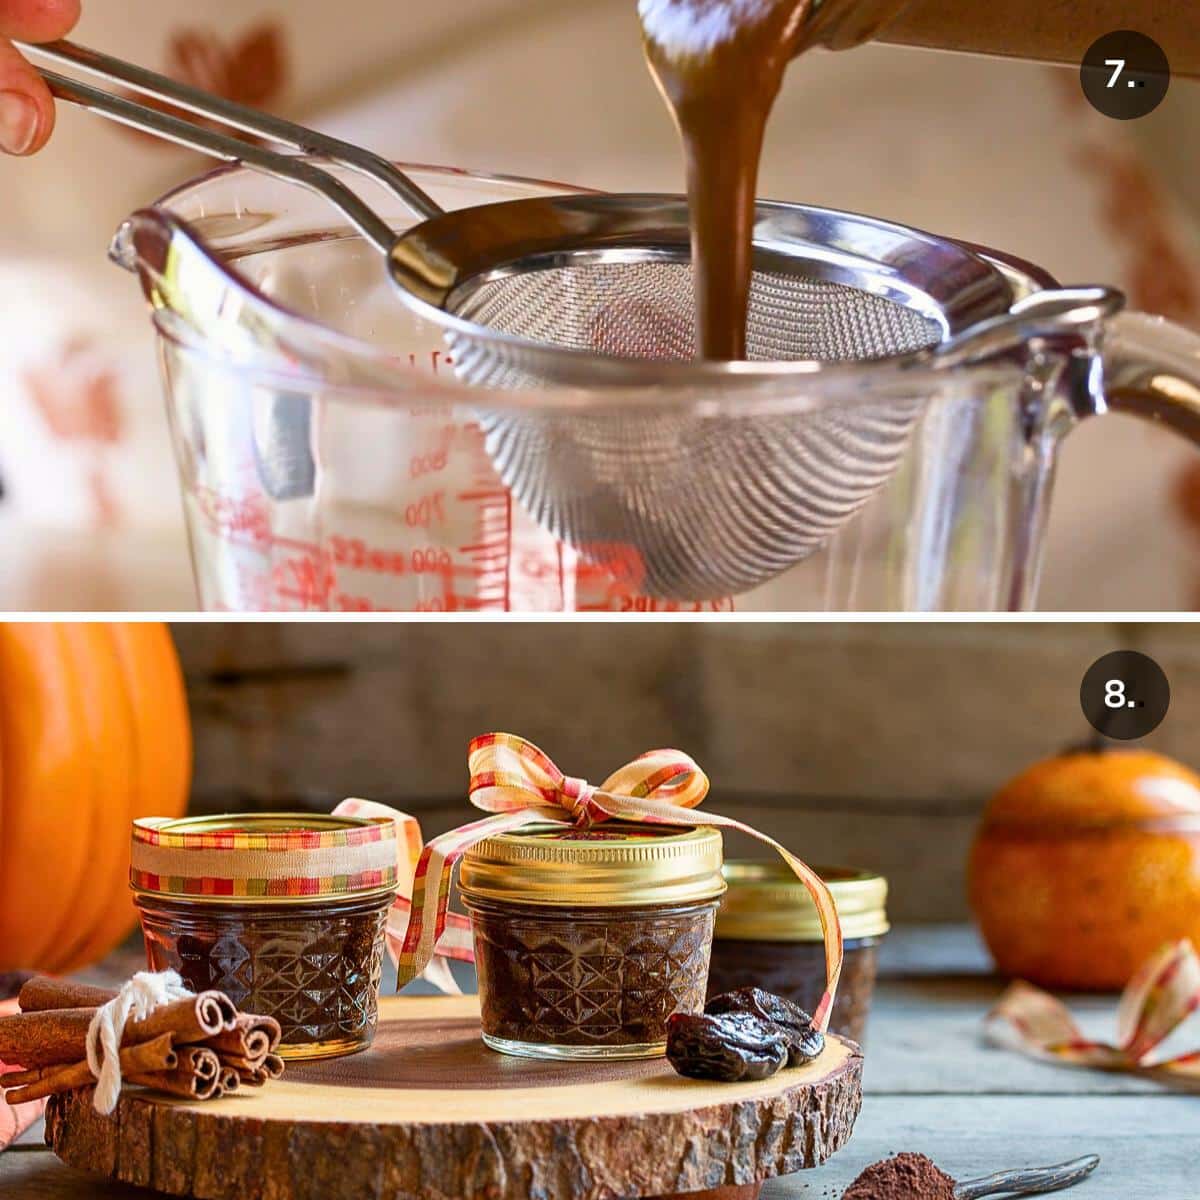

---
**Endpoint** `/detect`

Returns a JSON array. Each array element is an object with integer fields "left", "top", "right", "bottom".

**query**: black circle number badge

[
  {"left": 1080, "top": 31, "right": 1170, "bottom": 119},
  {"left": 1080, "top": 650, "right": 1170, "bottom": 740}
]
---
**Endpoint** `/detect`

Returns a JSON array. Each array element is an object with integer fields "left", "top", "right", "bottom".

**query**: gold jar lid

[
  {"left": 130, "top": 812, "right": 399, "bottom": 905},
  {"left": 715, "top": 862, "right": 889, "bottom": 941},
  {"left": 458, "top": 821, "right": 725, "bottom": 908}
]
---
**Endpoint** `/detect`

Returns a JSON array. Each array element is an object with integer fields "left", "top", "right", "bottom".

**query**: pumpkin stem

[{"left": 1061, "top": 729, "right": 1113, "bottom": 756}]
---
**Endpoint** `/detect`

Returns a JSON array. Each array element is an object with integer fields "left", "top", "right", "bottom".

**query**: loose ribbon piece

[
  {"left": 332, "top": 798, "right": 473, "bottom": 995},
  {"left": 395, "top": 733, "right": 844, "bottom": 1032},
  {"left": 986, "top": 939, "right": 1200, "bottom": 1089},
  {"left": 0, "top": 1001, "right": 43, "bottom": 1152}
]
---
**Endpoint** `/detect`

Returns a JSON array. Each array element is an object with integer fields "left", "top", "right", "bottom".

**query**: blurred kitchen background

[
  {"left": 173, "top": 620, "right": 1198, "bottom": 921},
  {"left": 1, "top": 0, "right": 1199, "bottom": 610}
]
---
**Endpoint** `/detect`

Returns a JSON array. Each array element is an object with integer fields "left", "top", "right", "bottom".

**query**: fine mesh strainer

[
  {"left": 385, "top": 193, "right": 1028, "bottom": 596},
  {"left": 27, "top": 39, "right": 1198, "bottom": 599}
]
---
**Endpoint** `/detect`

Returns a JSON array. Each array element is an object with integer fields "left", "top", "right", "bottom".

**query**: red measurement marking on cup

[
  {"left": 568, "top": 542, "right": 736, "bottom": 611},
  {"left": 328, "top": 535, "right": 453, "bottom": 578},
  {"left": 191, "top": 486, "right": 275, "bottom": 548},
  {"left": 583, "top": 596, "right": 737, "bottom": 612},
  {"left": 454, "top": 420, "right": 521, "bottom": 611},
  {"left": 405, "top": 350, "right": 455, "bottom": 375},
  {"left": 457, "top": 486, "right": 511, "bottom": 610},
  {"left": 273, "top": 553, "right": 337, "bottom": 610}
]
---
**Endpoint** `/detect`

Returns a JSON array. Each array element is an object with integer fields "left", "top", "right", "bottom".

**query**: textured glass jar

[
  {"left": 130, "top": 813, "right": 399, "bottom": 1060},
  {"left": 706, "top": 864, "right": 889, "bottom": 1045},
  {"left": 460, "top": 822, "right": 725, "bottom": 1060}
]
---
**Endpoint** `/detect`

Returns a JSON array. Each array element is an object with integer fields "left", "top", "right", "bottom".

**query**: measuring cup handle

[{"left": 1102, "top": 310, "right": 1200, "bottom": 442}]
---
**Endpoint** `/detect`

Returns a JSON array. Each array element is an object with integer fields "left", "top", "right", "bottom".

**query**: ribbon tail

[
  {"left": 589, "top": 791, "right": 844, "bottom": 1033},
  {"left": 418, "top": 954, "right": 463, "bottom": 996},
  {"left": 1115, "top": 938, "right": 1200, "bottom": 1061},
  {"left": 985, "top": 980, "right": 1133, "bottom": 1069},
  {"left": 333, "top": 798, "right": 475, "bottom": 994},
  {"left": 395, "top": 806, "right": 569, "bottom": 990},
  {"left": 1138, "top": 1050, "right": 1200, "bottom": 1088}
]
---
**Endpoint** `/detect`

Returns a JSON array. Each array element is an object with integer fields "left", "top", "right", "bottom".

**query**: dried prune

[
  {"left": 666, "top": 1011, "right": 787, "bottom": 1082},
  {"left": 706, "top": 986, "right": 825, "bottom": 1065}
]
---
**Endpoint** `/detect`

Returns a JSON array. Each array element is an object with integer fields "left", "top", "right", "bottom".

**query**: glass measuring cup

[
  {"left": 117, "top": 163, "right": 1200, "bottom": 612},
  {"left": 120, "top": 167, "right": 597, "bottom": 612}
]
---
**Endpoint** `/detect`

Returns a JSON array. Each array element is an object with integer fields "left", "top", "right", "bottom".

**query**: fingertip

[
  {"left": 43, "top": 0, "right": 82, "bottom": 42},
  {"left": 0, "top": 0, "right": 82, "bottom": 43},
  {"left": 25, "top": 77, "right": 54, "bottom": 152},
  {"left": 0, "top": 56, "right": 54, "bottom": 154}
]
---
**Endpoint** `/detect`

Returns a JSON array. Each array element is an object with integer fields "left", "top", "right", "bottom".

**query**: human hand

[{"left": 1, "top": 0, "right": 81, "bottom": 154}]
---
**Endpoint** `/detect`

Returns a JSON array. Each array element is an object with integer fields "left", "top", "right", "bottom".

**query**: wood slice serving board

[{"left": 44, "top": 995, "right": 863, "bottom": 1200}]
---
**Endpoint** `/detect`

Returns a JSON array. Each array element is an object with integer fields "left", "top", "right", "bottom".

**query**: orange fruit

[{"left": 969, "top": 747, "right": 1200, "bottom": 990}]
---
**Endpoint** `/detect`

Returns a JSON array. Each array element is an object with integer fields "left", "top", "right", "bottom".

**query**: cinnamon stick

[
  {"left": 0, "top": 992, "right": 237, "bottom": 1068},
  {"left": 125, "top": 1046, "right": 223, "bottom": 1100},
  {"left": 247, "top": 1015, "right": 283, "bottom": 1053},
  {"left": 18, "top": 978, "right": 120, "bottom": 1012},
  {"left": 20, "top": 977, "right": 238, "bottom": 1039},
  {"left": 4, "top": 977, "right": 282, "bottom": 1105},
  {"left": 0, "top": 1066, "right": 47, "bottom": 1087},
  {"left": 217, "top": 1052, "right": 266, "bottom": 1073},
  {"left": 2, "top": 1034, "right": 177, "bottom": 1106},
  {"left": 127, "top": 1065, "right": 220, "bottom": 1101},
  {"left": 202, "top": 1012, "right": 279, "bottom": 1059},
  {"left": 0, "top": 1009, "right": 104, "bottom": 1068},
  {"left": 234, "top": 1053, "right": 285, "bottom": 1087},
  {"left": 179, "top": 1046, "right": 220, "bottom": 1083}
]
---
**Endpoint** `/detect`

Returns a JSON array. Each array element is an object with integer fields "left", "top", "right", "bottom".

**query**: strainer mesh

[
  {"left": 442, "top": 257, "right": 945, "bottom": 599},
  {"left": 453, "top": 260, "right": 941, "bottom": 362}
]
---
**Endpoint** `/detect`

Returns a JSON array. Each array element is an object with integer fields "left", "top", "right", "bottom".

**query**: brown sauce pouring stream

[
  {"left": 640, "top": 0, "right": 909, "bottom": 361},
  {"left": 641, "top": 0, "right": 1196, "bottom": 363}
]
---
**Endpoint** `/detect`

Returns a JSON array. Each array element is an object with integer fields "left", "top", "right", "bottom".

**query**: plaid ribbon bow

[
  {"left": 986, "top": 939, "right": 1200, "bottom": 1088},
  {"left": 395, "top": 733, "right": 844, "bottom": 1032}
]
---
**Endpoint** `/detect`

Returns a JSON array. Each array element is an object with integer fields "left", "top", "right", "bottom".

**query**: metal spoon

[{"left": 954, "top": 1155, "right": 1100, "bottom": 1198}]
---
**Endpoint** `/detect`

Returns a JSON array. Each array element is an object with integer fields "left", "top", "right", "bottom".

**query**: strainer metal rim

[
  {"left": 386, "top": 192, "right": 1020, "bottom": 384},
  {"left": 150, "top": 295, "right": 1037, "bottom": 418},
  {"left": 141, "top": 162, "right": 1060, "bottom": 410}
]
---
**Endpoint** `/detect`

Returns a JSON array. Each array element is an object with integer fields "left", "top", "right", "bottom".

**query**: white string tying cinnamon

[{"left": 85, "top": 970, "right": 193, "bottom": 1114}]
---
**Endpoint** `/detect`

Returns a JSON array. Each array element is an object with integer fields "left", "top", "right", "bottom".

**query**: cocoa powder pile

[{"left": 841, "top": 1152, "right": 957, "bottom": 1200}]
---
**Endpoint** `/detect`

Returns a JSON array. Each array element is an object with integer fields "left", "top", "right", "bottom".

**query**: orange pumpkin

[
  {"left": 0, "top": 624, "right": 191, "bottom": 974},
  {"left": 969, "top": 747, "right": 1200, "bottom": 990}
]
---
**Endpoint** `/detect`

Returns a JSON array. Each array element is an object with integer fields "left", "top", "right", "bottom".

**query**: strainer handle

[
  {"left": 1102, "top": 310, "right": 1200, "bottom": 442},
  {"left": 18, "top": 39, "right": 443, "bottom": 249}
]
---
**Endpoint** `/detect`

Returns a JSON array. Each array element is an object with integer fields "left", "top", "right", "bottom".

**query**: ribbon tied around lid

[{"left": 396, "top": 733, "right": 844, "bottom": 1031}]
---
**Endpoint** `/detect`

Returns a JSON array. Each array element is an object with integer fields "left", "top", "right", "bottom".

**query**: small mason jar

[
  {"left": 706, "top": 863, "right": 889, "bottom": 1045},
  {"left": 460, "top": 821, "right": 725, "bottom": 1060},
  {"left": 131, "top": 813, "right": 398, "bottom": 1060}
]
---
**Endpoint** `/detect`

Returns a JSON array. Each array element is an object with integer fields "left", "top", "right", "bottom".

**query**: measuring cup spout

[{"left": 107, "top": 208, "right": 272, "bottom": 364}]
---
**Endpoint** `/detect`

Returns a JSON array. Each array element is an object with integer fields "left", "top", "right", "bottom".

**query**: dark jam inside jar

[
  {"left": 710, "top": 863, "right": 888, "bottom": 1046},
  {"left": 706, "top": 935, "right": 881, "bottom": 1045},
  {"left": 135, "top": 892, "right": 390, "bottom": 1059},
  {"left": 465, "top": 895, "right": 717, "bottom": 1058}
]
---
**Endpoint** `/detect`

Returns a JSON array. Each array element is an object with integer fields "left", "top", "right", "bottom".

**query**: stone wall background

[{"left": 171, "top": 622, "right": 1199, "bottom": 922}]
